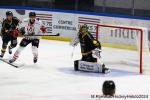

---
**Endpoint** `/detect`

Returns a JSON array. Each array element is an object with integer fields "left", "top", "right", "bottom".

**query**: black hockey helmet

[
  {"left": 102, "top": 80, "right": 116, "bottom": 96},
  {"left": 29, "top": 12, "right": 36, "bottom": 17},
  {"left": 6, "top": 11, "right": 13, "bottom": 16}
]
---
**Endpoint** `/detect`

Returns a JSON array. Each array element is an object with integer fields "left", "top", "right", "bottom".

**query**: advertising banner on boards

[{"left": 0, "top": 8, "right": 150, "bottom": 47}]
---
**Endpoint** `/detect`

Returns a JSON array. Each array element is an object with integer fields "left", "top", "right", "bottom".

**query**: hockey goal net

[{"left": 96, "top": 24, "right": 150, "bottom": 74}]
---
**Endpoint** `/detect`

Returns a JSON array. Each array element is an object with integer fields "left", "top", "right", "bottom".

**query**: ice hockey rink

[{"left": 0, "top": 38, "right": 150, "bottom": 100}]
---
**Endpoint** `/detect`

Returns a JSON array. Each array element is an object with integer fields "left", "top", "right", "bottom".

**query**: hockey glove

[
  {"left": 40, "top": 25, "right": 46, "bottom": 33},
  {"left": 11, "top": 28, "right": 20, "bottom": 38},
  {"left": 20, "top": 27, "right": 25, "bottom": 35}
]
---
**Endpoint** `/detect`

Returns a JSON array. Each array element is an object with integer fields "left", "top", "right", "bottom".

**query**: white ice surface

[{"left": 0, "top": 38, "right": 150, "bottom": 100}]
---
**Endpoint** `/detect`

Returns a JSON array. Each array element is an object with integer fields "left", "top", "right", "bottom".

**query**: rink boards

[{"left": 0, "top": 7, "right": 150, "bottom": 50}]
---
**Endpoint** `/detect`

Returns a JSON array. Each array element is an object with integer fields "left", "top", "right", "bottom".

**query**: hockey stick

[
  {"left": 0, "top": 58, "right": 19, "bottom": 68},
  {"left": 24, "top": 33, "right": 60, "bottom": 36},
  {"left": 71, "top": 46, "right": 75, "bottom": 58}
]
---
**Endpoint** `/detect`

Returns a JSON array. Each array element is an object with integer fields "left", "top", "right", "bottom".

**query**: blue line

[{"left": 0, "top": 6, "right": 150, "bottom": 20}]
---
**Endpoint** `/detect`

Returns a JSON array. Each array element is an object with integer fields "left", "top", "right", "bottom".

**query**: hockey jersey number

[{"left": 27, "top": 24, "right": 35, "bottom": 35}]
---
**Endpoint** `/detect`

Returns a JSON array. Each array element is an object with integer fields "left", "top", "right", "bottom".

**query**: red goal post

[{"left": 96, "top": 24, "right": 144, "bottom": 74}]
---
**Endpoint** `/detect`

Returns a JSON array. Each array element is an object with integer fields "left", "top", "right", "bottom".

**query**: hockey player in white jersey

[
  {"left": 9, "top": 12, "right": 46, "bottom": 63},
  {"left": 70, "top": 24, "right": 110, "bottom": 74}
]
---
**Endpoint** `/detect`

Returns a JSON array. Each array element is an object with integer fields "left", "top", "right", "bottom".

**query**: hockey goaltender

[{"left": 70, "top": 24, "right": 110, "bottom": 74}]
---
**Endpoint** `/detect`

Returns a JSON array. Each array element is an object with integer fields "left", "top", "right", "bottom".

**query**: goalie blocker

[{"left": 74, "top": 60, "right": 110, "bottom": 74}]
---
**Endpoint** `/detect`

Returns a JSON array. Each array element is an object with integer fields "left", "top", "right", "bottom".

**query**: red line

[
  {"left": 36, "top": 14, "right": 52, "bottom": 16},
  {"left": 97, "top": 24, "right": 142, "bottom": 31},
  {"left": 37, "top": 18, "right": 52, "bottom": 21},
  {"left": 46, "top": 22, "right": 52, "bottom": 23},
  {"left": 140, "top": 30, "right": 143, "bottom": 74},
  {"left": 36, "top": 16, "right": 52, "bottom": 18},
  {"left": 96, "top": 24, "right": 99, "bottom": 40},
  {"left": 97, "top": 24, "right": 143, "bottom": 74},
  {"left": 79, "top": 19, "right": 100, "bottom": 23},
  {"left": 79, "top": 22, "right": 98, "bottom": 25},
  {"left": 79, "top": 17, "right": 100, "bottom": 21}
]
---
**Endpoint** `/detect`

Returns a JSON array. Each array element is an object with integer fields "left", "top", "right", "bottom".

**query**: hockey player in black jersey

[
  {"left": 0, "top": 11, "right": 20, "bottom": 58},
  {"left": 70, "top": 24, "right": 110, "bottom": 74}
]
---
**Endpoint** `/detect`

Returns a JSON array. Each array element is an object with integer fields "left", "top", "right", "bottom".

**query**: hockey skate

[
  {"left": 0, "top": 53, "right": 4, "bottom": 58},
  {"left": 102, "top": 64, "right": 110, "bottom": 74},
  {"left": 9, "top": 58, "right": 16, "bottom": 63},
  {"left": 8, "top": 46, "right": 12, "bottom": 54},
  {"left": 33, "top": 57, "right": 38, "bottom": 63}
]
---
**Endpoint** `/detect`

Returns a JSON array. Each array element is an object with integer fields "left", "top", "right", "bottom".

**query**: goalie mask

[
  {"left": 79, "top": 24, "right": 89, "bottom": 34},
  {"left": 102, "top": 80, "right": 116, "bottom": 96}
]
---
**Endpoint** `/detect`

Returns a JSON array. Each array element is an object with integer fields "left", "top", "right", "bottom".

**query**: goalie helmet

[
  {"left": 79, "top": 24, "right": 89, "bottom": 33},
  {"left": 102, "top": 80, "right": 116, "bottom": 96},
  {"left": 80, "top": 24, "right": 88, "bottom": 30}
]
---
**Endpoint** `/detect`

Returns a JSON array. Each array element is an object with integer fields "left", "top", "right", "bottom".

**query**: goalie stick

[{"left": 71, "top": 46, "right": 75, "bottom": 58}]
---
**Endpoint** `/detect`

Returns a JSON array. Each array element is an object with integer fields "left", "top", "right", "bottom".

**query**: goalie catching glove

[{"left": 92, "top": 48, "right": 101, "bottom": 59}]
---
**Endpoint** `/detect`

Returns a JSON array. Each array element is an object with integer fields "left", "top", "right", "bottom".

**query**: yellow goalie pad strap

[
  {"left": 1, "top": 48, "right": 6, "bottom": 52},
  {"left": 81, "top": 51, "right": 92, "bottom": 56}
]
